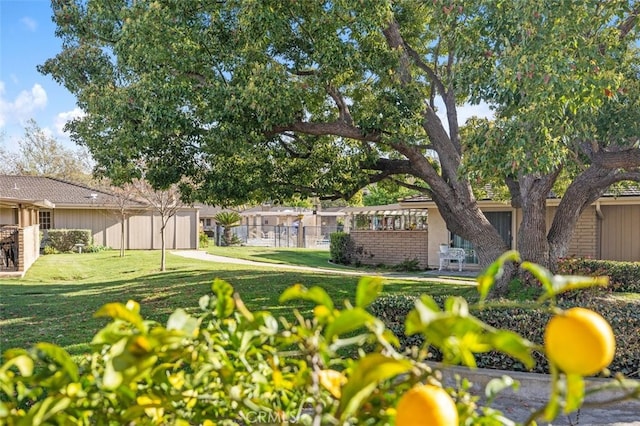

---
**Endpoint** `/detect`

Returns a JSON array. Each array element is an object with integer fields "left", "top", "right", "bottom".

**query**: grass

[
  {"left": 206, "top": 245, "right": 350, "bottom": 269},
  {"left": 0, "top": 250, "right": 476, "bottom": 356}
]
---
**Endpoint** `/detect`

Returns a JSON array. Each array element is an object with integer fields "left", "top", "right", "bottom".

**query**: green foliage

[
  {"left": 46, "top": 229, "right": 92, "bottom": 253},
  {"left": 198, "top": 231, "right": 210, "bottom": 248},
  {"left": 42, "top": 245, "right": 59, "bottom": 255},
  {"left": 13, "top": 119, "right": 92, "bottom": 182},
  {"left": 363, "top": 182, "right": 420, "bottom": 206},
  {"left": 214, "top": 212, "right": 242, "bottom": 246},
  {"left": 82, "top": 244, "right": 109, "bottom": 253},
  {"left": 213, "top": 212, "right": 241, "bottom": 227},
  {"left": 557, "top": 258, "right": 640, "bottom": 293},
  {"left": 392, "top": 258, "right": 421, "bottom": 272},
  {"left": 329, "top": 232, "right": 354, "bottom": 265},
  {"left": 1, "top": 254, "right": 639, "bottom": 424}
]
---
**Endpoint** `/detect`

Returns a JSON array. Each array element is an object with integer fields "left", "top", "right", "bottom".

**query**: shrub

[
  {"left": 1, "top": 252, "right": 638, "bottom": 425},
  {"left": 557, "top": 258, "right": 640, "bottom": 293},
  {"left": 83, "top": 244, "right": 110, "bottom": 253},
  {"left": 329, "top": 232, "right": 354, "bottom": 265},
  {"left": 199, "top": 230, "right": 210, "bottom": 248},
  {"left": 392, "top": 258, "right": 421, "bottom": 272},
  {"left": 370, "top": 294, "right": 640, "bottom": 376},
  {"left": 46, "top": 229, "right": 92, "bottom": 252},
  {"left": 42, "top": 245, "right": 59, "bottom": 255}
]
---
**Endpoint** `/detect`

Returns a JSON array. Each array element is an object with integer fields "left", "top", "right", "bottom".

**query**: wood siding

[
  {"left": 50, "top": 208, "right": 198, "bottom": 250},
  {"left": 600, "top": 205, "right": 640, "bottom": 262}
]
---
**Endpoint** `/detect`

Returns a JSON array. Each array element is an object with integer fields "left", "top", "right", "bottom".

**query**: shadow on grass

[{"left": 1, "top": 256, "right": 474, "bottom": 357}]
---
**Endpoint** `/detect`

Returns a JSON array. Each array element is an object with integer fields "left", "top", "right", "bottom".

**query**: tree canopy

[{"left": 41, "top": 0, "right": 639, "bottom": 290}]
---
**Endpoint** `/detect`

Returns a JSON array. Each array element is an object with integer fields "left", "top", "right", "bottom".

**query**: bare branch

[
  {"left": 326, "top": 85, "right": 353, "bottom": 125},
  {"left": 619, "top": 3, "right": 640, "bottom": 39},
  {"left": 403, "top": 42, "right": 447, "bottom": 97}
]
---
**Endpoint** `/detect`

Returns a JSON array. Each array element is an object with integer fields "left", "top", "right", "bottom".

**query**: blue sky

[{"left": 1, "top": 0, "right": 81, "bottom": 153}]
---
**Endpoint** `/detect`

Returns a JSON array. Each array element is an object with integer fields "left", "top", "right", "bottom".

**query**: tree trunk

[
  {"left": 515, "top": 174, "right": 558, "bottom": 269},
  {"left": 120, "top": 220, "right": 125, "bottom": 257},
  {"left": 160, "top": 225, "right": 166, "bottom": 272},
  {"left": 431, "top": 189, "right": 512, "bottom": 295},
  {"left": 547, "top": 166, "right": 615, "bottom": 270}
]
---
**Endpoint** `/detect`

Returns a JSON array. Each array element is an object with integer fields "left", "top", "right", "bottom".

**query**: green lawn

[
  {"left": 206, "top": 245, "right": 348, "bottom": 269},
  {"left": 0, "top": 250, "right": 475, "bottom": 356}
]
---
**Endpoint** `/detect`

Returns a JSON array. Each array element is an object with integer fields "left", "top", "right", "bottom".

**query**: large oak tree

[{"left": 41, "top": 0, "right": 639, "bottom": 294}]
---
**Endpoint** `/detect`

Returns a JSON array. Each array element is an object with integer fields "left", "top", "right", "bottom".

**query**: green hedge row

[
  {"left": 46, "top": 229, "right": 92, "bottom": 252},
  {"left": 557, "top": 258, "right": 640, "bottom": 293},
  {"left": 370, "top": 294, "right": 640, "bottom": 377}
]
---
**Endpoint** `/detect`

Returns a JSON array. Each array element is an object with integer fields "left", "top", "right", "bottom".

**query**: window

[
  {"left": 205, "top": 218, "right": 212, "bottom": 227},
  {"left": 39, "top": 211, "right": 51, "bottom": 230}
]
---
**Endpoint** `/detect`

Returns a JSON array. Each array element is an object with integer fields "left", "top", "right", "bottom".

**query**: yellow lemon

[
  {"left": 395, "top": 384, "right": 458, "bottom": 426},
  {"left": 544, "top": 307, "right": 615, "bottom": 376}
]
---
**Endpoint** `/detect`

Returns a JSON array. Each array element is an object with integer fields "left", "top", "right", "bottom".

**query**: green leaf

[
  {"left": 537, "top": 274, "right": 609, "bottom": 302},
  {"left": 564, "top": 373, "right": 585, "bottom": 413},
  {"left": 325, "top": 308, "right": 375, "bottom": 341},
  {"left": 1, "top": 349, "right": 34, "bottom": 377},
  {"left": 487, "top": 330, "right": 535, "bottom": 370},
  {"left": 212, "top": 278, "right": 235, "bottom": 318},
  {"left": 477, "top": 251, "right": 521, "bottom": 303},
  {"left": 35, "top": 343, "right": 79, "bottom": 382},
  {"left": 167, "top": 308, "right": 198, "bottom": 336},
  {"left": 339, "top": 354, "right": 412, "bottom": 419},
  {"left": 279, "top": 284, "right": 335, "bottom": 310},
  {"left": 521, "top": 261, "right": 555, "bottom": 292},
  {"left": 28, "top": 396, "right": 71, "bottom": 426},
  {"left": 94, "top": 301, "right": 146, "bottom": 332},
  {"left": 355, "top": 276, "right": 384, "bottom": 308}
]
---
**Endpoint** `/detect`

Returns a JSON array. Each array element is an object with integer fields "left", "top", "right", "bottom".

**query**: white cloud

[
  {"left": 54, "top": 107, "right": 86, "bottom": 136},
  {"left": 0, "top": 82, "right": 48, "bottom": 127},
  {"left": 20, "top": 16, "right": 37, "bottom": 32}
]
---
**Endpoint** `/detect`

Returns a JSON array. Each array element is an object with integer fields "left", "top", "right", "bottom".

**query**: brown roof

[
  {"left": 402, "top": 184, "right": 640, "bottom": 203},
  {"left": 0, "top": 175, "right": 144, "bottom": 207}
]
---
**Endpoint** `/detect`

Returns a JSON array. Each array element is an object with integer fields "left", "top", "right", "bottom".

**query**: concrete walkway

[
  {"left": 171, "top": 250, "right": 640, "bottom": 425},
  {"left": 171, "top": 250, "right": 477, "bottom": 285}
]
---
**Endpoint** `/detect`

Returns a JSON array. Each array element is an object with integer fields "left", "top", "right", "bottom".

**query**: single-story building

[
  {"left": 197, "top": 203, "right": 346, "bottom": 248},
  {"left": 0, "top": 175, "right": 200, "bottom": 275},
  {"left": 341, "top": 189, "right": 640, "bottom": 270}
]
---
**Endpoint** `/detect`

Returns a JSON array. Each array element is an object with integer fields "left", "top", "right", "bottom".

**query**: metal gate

[{"left": 1, "top": 227, "right": 19, "bottom": 271}]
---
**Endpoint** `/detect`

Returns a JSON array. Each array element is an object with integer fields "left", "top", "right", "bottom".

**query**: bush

[
  {"left": 1, "top": 253, "right": 638, "bottom": 425},
  {"left": 557, "top": 258, "right": 640, "bottom": 293},
  {"left": 42, "top": 245, "right": 59, "bottom": 255},
  {"left": 83, "top": 244, "right": 110, "bottom": 253},
  {"left": 329, "top": 232, "right": 354, "bottom": 265},
  {"left": 46, "top": 229, "right": 92, "bottom": 252},
  {"left": 199, "top": 230, "right": 210, "bottom": 248},
  {"left": 370, "top": 293, "right": 640, "bottom": 376},
  {"left": 392, "top": 258, "right": 421, "bottom": 272}
]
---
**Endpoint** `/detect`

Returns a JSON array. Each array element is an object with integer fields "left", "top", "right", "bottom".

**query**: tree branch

[
  {"left": 270, "top": 121, "right": 381, "bottom": 142},
  {"left": 619, "top": 3, "right": 640, "bottom": 39},
  {"left": 326, "top": 85, "right": 353, "bottom": 126},
  {"left": 403, "top": 42, "right": 447, "bottom": 97},
  {"left": 591, "top": 147, "right": 640, "bottom": 169}
]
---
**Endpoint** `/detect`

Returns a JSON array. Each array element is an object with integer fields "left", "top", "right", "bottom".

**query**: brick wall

[
  {"left": 567, "top": 207, "right": 597, "bottom": 258},
  {"left": 349, "top": 230, "right": 429, "bottom": 268}
]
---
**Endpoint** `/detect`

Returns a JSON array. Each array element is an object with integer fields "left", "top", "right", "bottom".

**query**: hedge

[
  {"left": 557, "top": 258, "right": 640, "bottom": 293},
  {"left": 46, "top": 229, "right": 92, "bottom": 252},
  {"left": 370, "top": 294, "right": 640, "bottom": 377}
]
